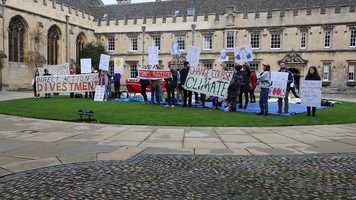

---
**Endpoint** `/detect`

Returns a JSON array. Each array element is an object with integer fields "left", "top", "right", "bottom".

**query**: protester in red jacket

[{"left": 249, "top": 70, "right": 257, "bottom": 103}]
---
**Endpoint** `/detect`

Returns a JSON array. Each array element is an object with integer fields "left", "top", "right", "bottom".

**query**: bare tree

[{"left": 25, "top": 24, "right": 46, "bottom": 69}]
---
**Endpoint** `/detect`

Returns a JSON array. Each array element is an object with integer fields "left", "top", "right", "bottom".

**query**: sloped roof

[
  {"left": 57, "top": 0, "right": 103, "bottom": 12},
  {"left": 89, "top": 0, "right": 356, "bottom": 20}
]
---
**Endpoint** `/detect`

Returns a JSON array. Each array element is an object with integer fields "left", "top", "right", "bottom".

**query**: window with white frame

[
  {"left": 323, "top": 63, "right": 331, "bottom": 81},
  {"left": 176, "top": 35, "right": 185, "bottom": 50},
  {"left": 350, "top": 29, "right": 356, "bottom": 47},
  {"left": 324, "top": 30, "right": 332, "bottom": 48},
  {"left": 107, "top": 36, "right": 115, "bottom": 51},
  {"left": 348, "top": 64, "right": 355, "bottom": 81},
  {"left": 152, "top": 35, "right": 161, "bottom": 50},
  {"left": 203, "top": 35, "right": 213, "bottom": 50},
  {"left": 130, "top": 64, "right": 138, "bottom": 78},
  {"left": 129, "top": 36, "right": 138, "bottom": 51},
  {"left": 300, "top": 31, "right": 308, "bottom": 49},
  {"left": 271, "top": 32, "right": 281, "bottom": 49},
  {"left": 249, "top": 62, "right": 259, "bottom": 72},
  {"left": 226, "top": 31, "right": 235, "bottom": 49},
  {"left": 203, "top": 62, "right": 213, "bottom": 70},
  {"left": 225, "top": 62, "right": 235, "bottom": 71},
  {"left": 250, "top": 33, "right": 260, "bottom": 49}
]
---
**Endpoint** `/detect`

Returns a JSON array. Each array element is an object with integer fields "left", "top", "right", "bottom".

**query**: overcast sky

[{"left": 102, "top": 0, "right": 154, "bottom": 4}]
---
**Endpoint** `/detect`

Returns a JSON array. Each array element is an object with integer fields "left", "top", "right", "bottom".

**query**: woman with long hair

[{"left": 305, "top": 66, "right": 321, "bottom": 117}]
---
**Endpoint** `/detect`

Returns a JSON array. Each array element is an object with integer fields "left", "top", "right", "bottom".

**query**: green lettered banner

[{"left": 183, "top": 67, "right": 234, "bottom": 98}]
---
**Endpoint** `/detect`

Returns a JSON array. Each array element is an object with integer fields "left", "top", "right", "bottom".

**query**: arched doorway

[
  {"left": 76, "top": 32, "right": 87, "bottom": 65},
  {"left": 279, "top": 52, "right": 308, "bottom": 91},
  {"left": 8, "top": 15, "right": 28, "bottom": 63},
  {"left": 47, "top": 25, "right": 61, "bottom": 65}
]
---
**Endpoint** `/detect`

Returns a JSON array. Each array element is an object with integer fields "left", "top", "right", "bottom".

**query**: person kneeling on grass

[
  {"left": 257, "top": 64, "right": 271, "bottom": 116},
  {"left": 305, "top": 66, "right": 321, "bottom": 117}
]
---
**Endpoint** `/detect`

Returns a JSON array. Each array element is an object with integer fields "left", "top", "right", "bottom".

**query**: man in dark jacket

[
  {"left": 165, "top": 64, "right": 178, "bottom": 107},
  {"left": 238, "top": 64, "right": 251, "bottom": 109},
  {"left": 180, "top": 61, "right": 192, "bottom": 107},
  {"left": 278, "top": 62, "right": 294, "bottom": 114}
]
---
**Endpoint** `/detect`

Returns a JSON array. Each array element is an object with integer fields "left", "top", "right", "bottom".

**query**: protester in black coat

[
  {"left": 227, "top": 65, "right": 242, "bottom": 112},
  {"left": 238, "top": 64, "right": 251, "bottom": 109},
  {"left": 165, "top": 64, "right": 178, "bottom": 107},
  {"left": 180, "top": 61, "right": 192, "bottom": 107},
  {"left": 305, "top": 66, "right": 321, "bottom": 117},
  {"left": 43, "top": 69, "right": 51, "bottom": 98}
]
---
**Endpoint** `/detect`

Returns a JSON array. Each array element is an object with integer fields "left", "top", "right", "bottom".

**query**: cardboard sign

[
  {"left": 171, "top": 42, "right": 180, "bottom": 56},
  {"left": 234, "top": 45, "right": 254, "bottom": 64},
  {"left": 99, "top": 54, "right": 110, "bottom": 71},
  {"left": 138, "top": 69, "right": 172, "bottom": 80},
  {"left": 186, "top": 46, "right": 201, "bottom": 68},
  {"left": 183, "top": 67, "right": 234, "bottom": 98},
  {"left": 114, "top": 57, "right": 125, "bottom": 74},
  {"left": 36, "top": 73, "right": 99, "bottom": 94},
  {"left": 80, "top": 59, "right": 92, "bottom": 74},
  {"left": 270, "top": 72, "right": 289, "bottom": 98},
  {"left": 39, "top": 63, "right": 69, "bottom": 76},
  {"left": 301, "top": 80, "right": 322, "bottom": 107},
  {"left": 219, "top": 49, "right": 229, "bottom": 63},
  {"left": 94, "top": 85, "right": 106, "bottom": 102},
  {"left": 148, "top": 46, "right": 159, "bottom": 66}
]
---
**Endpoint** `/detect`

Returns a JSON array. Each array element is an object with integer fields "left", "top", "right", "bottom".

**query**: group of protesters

[
  {"left": 139, "top": 60, "right": 321, "bottom": 117},
  {"left": 32, "top": 59, "right": 321, "bottom": 117}
]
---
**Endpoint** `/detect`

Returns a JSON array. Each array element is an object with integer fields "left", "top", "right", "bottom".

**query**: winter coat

[
  {"left": 165, "top": 70, "right": 178, "bottom": 89},
  {"left": 180, "top": 67, "right": 190, "bottom": 86},
  {"left": 227, "top": 72, "right": 241, "bottom": 99},
  {"left": 305, "top": 73, "right": 321, "bottom": 81},
  {"left": 249, "top": 71, "right": 257, "bottom": 90}
]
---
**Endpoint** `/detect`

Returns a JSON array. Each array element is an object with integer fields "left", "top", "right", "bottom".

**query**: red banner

[{"left": 138, "top": 69, "right": 172, "bottom": 79}]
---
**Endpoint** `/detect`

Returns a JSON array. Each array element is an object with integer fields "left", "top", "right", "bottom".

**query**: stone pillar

[
  {"left": 141, "top": 26, "right": 146, "bottom": 67},
  {"left": 65, "top": 15, "right": 69, "bottom": 63}
]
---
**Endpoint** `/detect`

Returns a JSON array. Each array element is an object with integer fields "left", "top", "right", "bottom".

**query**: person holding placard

[
  {"left": 257, "top": 64, "right": 271, "bottom": 116},
  {"left": 69, "top": 65, "right": 76, "bottom": 98},
  {"left": 305, "top": 66, "right": 321, "bottom": 117},
  {"left": 43, "top": 69, "right": 51, "bottom": 98},
  {"left": 32, "top": 68, "right": 40, "bottom": 97},
  {"left": 180, "top": 61, "right": 192, "bottom": 107},
  {"left": 114, "top": 73, "right": 121, "bottom": 99},
  {"left": 277, "top": 62, "right": 294, "bottom": 114}
]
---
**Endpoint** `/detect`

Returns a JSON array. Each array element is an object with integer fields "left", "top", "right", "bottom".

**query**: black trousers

[
  {"left": 249, "top": 88, "right": 256, "bottom": 103},
  {"left": 33, "top": 83, "right": 37, "bottom": 97},
  {"left": 239, "top": 85, "right": 249, "bottom": 108},
  {"left": 167, "top": 86, "right": 175, "bottom": 106},
  {"left": 183, "top": 89, "right": 192, "bottom": 107},
  {"left": 114, "top": 80, "right": 121, "bottom": 98},
  {"left": 141, "top": 84, "right": 148, "bottom": 102},
  {"left": 307, "top": 106, "right": 316, "bottom": 116}
]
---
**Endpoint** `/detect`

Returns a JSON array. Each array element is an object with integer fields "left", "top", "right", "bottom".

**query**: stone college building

[{"left": 0, "top": 0, "right": 356, "bottom": 94}]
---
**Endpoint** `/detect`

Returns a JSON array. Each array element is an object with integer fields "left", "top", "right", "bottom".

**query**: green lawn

[{"left": 0, "top": 97, "right": 356, "bottom": 127}]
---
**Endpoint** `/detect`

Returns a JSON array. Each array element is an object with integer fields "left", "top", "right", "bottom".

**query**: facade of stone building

[{"left": 1, "top": 0, "right": 356, "bottom": 94}]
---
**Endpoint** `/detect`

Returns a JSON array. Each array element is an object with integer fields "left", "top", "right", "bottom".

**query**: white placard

[
  {"left": 186, "top": 46, "right": 201, "bottom": 68},
  {"left": 183, "top": 67, "right": 234, "bottom": 98},
  {"left": 94, "top": 85, "right": 106, "bottom": 102},
  {"left": 39, "top": 63, "right": 69, "bottom": 76},
  {"left": 99, "top": 54, "right": 110, "bottom": 71},
  {"left": 80, "top": 59, "right": 92, "bottom": 74},
  {"left": 219, "top": 49, "right": 229, "bottom": 63},
  {"left": 114, "top": 57, "right": 125, "bottom": 74},
  {"left": 171, "top": 42, "right": 180, "bottom": 56},
  {"left": 234, "top": 45, "right": 254, "bottom": 64},
  {"left": 270, "top": 72, "right": 289, "bottom": 98},
  {"left": 301, "top": 80, "right": 322, "bottom": 107},
  {"left": 148, "top": 46, "right": 159, "bottom": 66}
]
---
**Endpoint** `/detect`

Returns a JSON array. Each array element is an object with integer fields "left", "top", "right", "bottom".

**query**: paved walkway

[{"left": 1, "top": 114, "right": 356, "bottom": 177}]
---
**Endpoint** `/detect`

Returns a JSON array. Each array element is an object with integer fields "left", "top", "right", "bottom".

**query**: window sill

[
  {"left": 346, "top": 81, "right": 356, "bottom": 86},
  {"left": 322, "top": 81, "right": 331, "bottom": 86}
]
